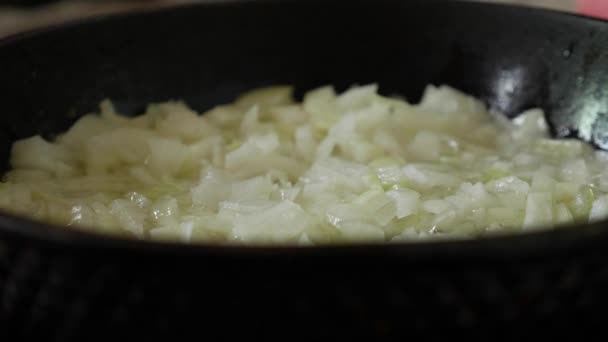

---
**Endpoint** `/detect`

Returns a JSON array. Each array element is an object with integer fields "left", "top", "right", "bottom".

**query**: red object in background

[{"left": 578, "top": 0, "right": 608, "bottom": 19}]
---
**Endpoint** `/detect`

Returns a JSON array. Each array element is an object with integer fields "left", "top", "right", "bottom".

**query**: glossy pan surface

[{"left": 1, "top": 0, "right": 608, "bottom": 340}]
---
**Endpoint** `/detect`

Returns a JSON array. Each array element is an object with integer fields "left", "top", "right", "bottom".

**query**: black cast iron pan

[{"left": 2, "top": 0, "right": 608, "bottom": 340}]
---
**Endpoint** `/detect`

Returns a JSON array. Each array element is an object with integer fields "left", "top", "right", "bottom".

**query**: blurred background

[{"left": 0, "top": 0, "right": 580, "bottom": 39}]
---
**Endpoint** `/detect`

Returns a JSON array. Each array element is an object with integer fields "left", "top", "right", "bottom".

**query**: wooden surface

[{"left": 0, "top": 0, "right": 577, "bottom": 38}]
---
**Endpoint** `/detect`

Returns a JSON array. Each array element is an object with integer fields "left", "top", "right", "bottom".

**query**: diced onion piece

[
  {"left": 589, "top": 196, "right": 608, "bottom": 223},
  {"left": 386, "top": 189, "right": 420, "bottom": 219},
  {"left": 232, "top": 200, "right": 313, "bottom": 243},
  {"left": 523, "top": 192, "right": 553, "bottom": 230}
]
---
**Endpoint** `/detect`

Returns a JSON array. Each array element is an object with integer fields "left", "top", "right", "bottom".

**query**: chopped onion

[{"left": 1, "top": 84, "right": 607, "bottom": 245}]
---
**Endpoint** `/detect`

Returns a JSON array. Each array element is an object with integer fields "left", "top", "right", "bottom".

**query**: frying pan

[{"left": 1, "top": 0, "right": 608, "bottom": 340}]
